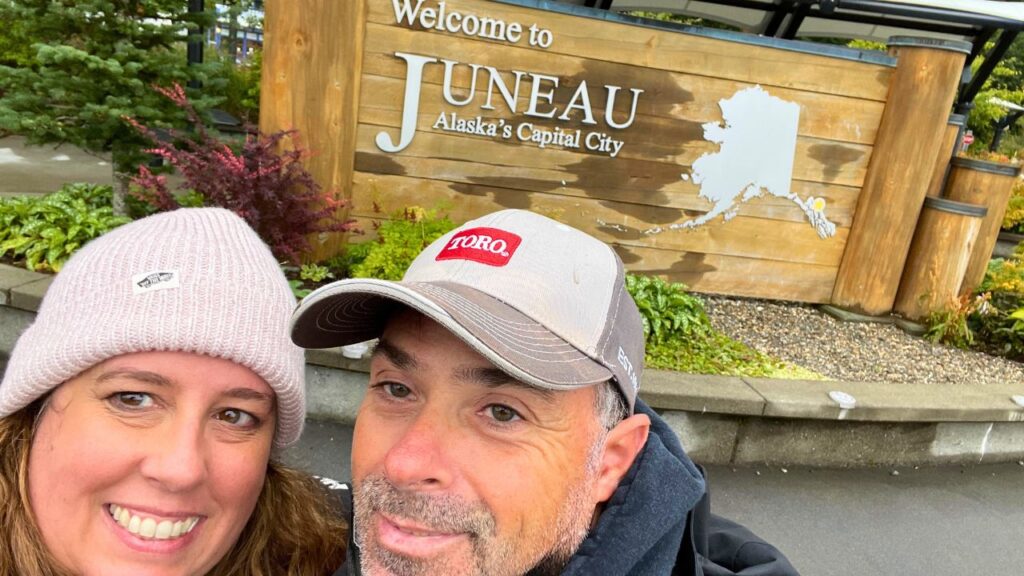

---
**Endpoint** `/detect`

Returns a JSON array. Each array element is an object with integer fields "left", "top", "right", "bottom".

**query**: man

[{"left": 291, "top": 209, "right": 798, "bottom": 576}]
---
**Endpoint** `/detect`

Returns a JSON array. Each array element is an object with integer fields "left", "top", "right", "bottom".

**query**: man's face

[{"left": 350, "top": 310, "right": 608, "bottom": 576}]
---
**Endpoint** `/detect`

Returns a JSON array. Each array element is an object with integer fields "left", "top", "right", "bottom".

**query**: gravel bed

[{"left": 701, "top": 295, "right": 1024, "bottom": 385}]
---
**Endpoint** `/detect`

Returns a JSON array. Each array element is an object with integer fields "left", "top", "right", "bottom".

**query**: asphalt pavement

[
  {"left": 0, "top": 135, "right": 112, "bottom": 196},
  {"left": 288, "top": 418, "right": 1024, "bottom": 576}
]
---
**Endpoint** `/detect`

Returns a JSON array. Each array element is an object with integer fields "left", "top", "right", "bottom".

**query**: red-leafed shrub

[{"left": 127, "top": 84, "right": 357, "bottom": 263}]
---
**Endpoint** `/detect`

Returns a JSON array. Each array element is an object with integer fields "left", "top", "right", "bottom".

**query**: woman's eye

[
  {"left": 110, "top": 392, "right": 154, "bottom": 409},
  {"left": 215, "top": 409, "right": 258, "bottom": 428},
  {"left": 486, "top": 404, "right": 521, "bottom": 423},
  {"left": 383, "top": 383, "right": 412, "bottom": 398}
]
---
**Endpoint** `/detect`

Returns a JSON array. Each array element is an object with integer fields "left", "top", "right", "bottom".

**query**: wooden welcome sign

[{"left": 262, "top": 0, "right": 968, "bottom": 309}]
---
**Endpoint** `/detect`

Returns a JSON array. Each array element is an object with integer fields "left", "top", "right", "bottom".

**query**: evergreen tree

[{"left": 0, "top": 0, "right": 219, "bottom": 176}]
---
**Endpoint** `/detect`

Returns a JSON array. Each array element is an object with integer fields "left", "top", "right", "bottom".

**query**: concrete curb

[{"left": 5, "top": 263, "right": 1024, "bottom": 468}]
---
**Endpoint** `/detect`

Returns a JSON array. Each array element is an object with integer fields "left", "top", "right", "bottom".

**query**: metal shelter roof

[{"left": 559, "top": 0, "right": 1024, "bottom": 113}]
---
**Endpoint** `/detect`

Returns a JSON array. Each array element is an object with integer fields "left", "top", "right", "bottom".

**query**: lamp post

[{"left": 187, "top": 0, "right": 204, "bottom": 90}]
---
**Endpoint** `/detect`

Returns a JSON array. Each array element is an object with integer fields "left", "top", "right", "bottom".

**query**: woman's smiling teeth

[{"left": 108, "top": 504, "right": 200, "bottom": 540}]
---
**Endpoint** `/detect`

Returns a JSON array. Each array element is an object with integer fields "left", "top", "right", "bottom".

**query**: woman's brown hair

[{"left": 0, "top": 401, "right": 347, "bottom": 575}]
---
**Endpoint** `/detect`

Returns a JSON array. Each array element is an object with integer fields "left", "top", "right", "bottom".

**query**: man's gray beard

[{"left": 354, "top": 437, "right": 605, "bottom": 576}]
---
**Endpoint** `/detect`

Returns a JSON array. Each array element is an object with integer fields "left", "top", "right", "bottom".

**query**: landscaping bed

[{"left": 703, "top": 295, "right": 1024, "bottom": 385}]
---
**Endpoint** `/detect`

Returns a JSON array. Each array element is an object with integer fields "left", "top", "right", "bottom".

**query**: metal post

[
  {"left": 187, "top": 0, "right": 205, "bottom": 90},
  {"left": 990, "top": 111, "right": 1024, "bottom": 151}
]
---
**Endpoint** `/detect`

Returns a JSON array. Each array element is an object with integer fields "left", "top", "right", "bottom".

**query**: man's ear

[{"left": 593, "top": 413, "right": 650, "bottom": 503}]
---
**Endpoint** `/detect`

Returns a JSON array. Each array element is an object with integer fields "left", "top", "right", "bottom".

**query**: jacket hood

[{"left": 561, "top": 398, "right": 706, "bottom": 575}]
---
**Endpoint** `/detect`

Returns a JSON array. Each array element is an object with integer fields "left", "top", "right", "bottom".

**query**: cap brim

[{"left": 291, "top": 279, "right": 612, "bottom": 391}]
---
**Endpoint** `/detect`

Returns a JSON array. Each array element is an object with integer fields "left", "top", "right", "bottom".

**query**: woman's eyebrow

[
  {"left": 223, "top": 388, "right": 275, "bottom": 405},
  {"left": 95, "top": 369, "right": 172, "bottom": 387}
]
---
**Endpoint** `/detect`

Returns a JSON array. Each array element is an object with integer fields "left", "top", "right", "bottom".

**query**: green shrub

[
  {"left": 924, "top": 295, "right": 976, "bottom": 349},
  {"left": 349, "top": 207, "right": 457, "bottom": 281},
  {"left": 924, "top": 246, "right": 1024, "bottom": 359},
  {"left": 1003, "top": 183, "right": 1024, "bottom": 234},
  {"left": 970, "top": 291, "right": 1024, "bottom": 359},
  {"left": 625, "top": 273, "right": 709, "bottom": 345},
  {"left": 979, "top": 247, "right": 1024, "bottom": 294},
  {"left": 623, "top": 274, "right": 809, "bottom": 377},
  {"left": 0, "top": 183, "right": 130, "bottom": 272},
  {"left": 299, "top": 263, "right": 334, "bottom": 283},
  {"left": 207, "top": 50, "right": 261, "bottom": 122}
]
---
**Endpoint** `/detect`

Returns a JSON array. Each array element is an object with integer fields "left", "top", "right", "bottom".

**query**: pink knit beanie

[{"left": 0, "top": 207, "right": 306, "bottom": 448}]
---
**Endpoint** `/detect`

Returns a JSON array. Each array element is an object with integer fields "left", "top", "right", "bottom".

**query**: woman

[{"left": 0, "top": 208, "right": 347, "bottom": 575}]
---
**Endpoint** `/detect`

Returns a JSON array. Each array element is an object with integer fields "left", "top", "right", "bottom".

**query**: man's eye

[
  {"left": 215, "top": 409, "right": 258, "bottom": 428},
  {"left": 383, "top": 383, "right": 412, "bottom": 398},
  {"left": 109, "top": 392, "right": 154, "bottom": 409},
  {"left": 486, "top": 404, "right": 521, "bottom": 423}
]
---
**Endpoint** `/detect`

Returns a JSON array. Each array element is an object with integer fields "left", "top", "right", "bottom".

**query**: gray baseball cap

[{"left": 290, "top": 209, "right": 645, "bottom": 413}]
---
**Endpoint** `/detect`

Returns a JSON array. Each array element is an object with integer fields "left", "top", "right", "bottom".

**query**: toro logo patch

[{"left": 436, "top": 227, "right": 522, "bottom": 266}]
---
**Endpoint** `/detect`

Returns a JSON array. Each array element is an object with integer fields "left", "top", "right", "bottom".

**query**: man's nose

[
  {"left": 138, "top": 418, "right": 209, "bottom": 492},
  {"left": 382, "top": 407, "right": 457, "bottom": 491}
]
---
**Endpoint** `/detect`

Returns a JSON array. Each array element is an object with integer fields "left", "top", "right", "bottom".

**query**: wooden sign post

[{"left": 831, "top": 38, "right": 970, "bottom": 316}]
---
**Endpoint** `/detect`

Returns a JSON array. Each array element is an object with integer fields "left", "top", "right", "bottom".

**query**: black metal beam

[
  {"left": 763, "top": 1, "right": 798, "bottom": 37},
  {"left": 966, "top": 27, "right": 996, "bottom": 70},
  {"left": 781, "top": 3, "right": 810, "bottom": 39},
  {"left": 960, "top": 30, "right": 1020, "bottom": 109}
]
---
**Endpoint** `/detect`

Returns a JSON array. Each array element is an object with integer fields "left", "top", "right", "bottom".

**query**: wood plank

[
  {"left": 352, "top": 124, "right": 869, "bottom": 206},
  {"left": 361, "top": 22, "right": 885, "bottom": 146},
  {"left": 350, "top": 171, "right": 849, "bottom": 267},
  {"left": 347, "top": 213, "right": 836, "bottom": 303},
  {"left": 365, "top": 0, "right": 893, "bottom": 101},
  {"left": 350, "top": 167, "right": 858, "bottom": 228},
  {"left": 615, "top": 245, "right": 838, "bottom": 303}
]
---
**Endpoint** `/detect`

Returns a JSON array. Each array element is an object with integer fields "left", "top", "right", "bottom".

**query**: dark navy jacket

[{"left": 328, "top": 399, "right": 799, "bottom": 575}]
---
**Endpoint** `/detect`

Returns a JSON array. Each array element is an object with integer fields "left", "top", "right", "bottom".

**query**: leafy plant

[
  {"left": 288, "top": 278, "right": 312, "bottom": 300},
  {"left": 300, "top": 263, "right": 334, "bottom": 283},
  {"left": 625, "top": 274, "right": 709, "bottom": 345},
  {"left": 969, "top": 291, "right": 1024, "bottom": 359},
  {"left": 923, "top": 244, "right": 1024, "bottom": 359},
  {"left": 0, "top": 183, "right": 129, "bottom": 272},
  {"left": 128, "top": 84, "right": 358, "bottom": 264},
  {"left": 349, "top": 207, "right": 458, "bottom": 281},
  {"left": 924, "top": 294, "right": 977, "bottom": 349}
]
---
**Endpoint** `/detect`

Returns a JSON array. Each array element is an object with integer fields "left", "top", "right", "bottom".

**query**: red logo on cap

[{"left": 436, "top": 227, "right": 522, "bottom": 267}]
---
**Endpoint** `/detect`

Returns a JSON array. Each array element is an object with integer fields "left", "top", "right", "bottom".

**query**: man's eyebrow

[
  {"left": 455, "top": 366, "right": 557, "bottom": 404},
  {"left": 372, "top": 338, "right": 418, "bottom": 371},
  {"left": 95, "top": 369, "right": 172, "bottom": 387}
]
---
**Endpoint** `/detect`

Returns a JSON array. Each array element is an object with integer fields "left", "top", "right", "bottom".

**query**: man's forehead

[{"left": 372, "top": 321, "right": 560, "bottom": 405}]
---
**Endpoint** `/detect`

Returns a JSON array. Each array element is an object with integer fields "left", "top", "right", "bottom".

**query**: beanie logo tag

[
  {"left": 436, "top": 227, "right": 522, "bottom": 267},
  {"left": 132, "top": 270, "right": 179, "bottom": 294}
]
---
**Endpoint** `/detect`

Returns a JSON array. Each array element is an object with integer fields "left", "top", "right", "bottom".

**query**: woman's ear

[{"left": 592, "top": 413, "right": 650, "bottom": 503}]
